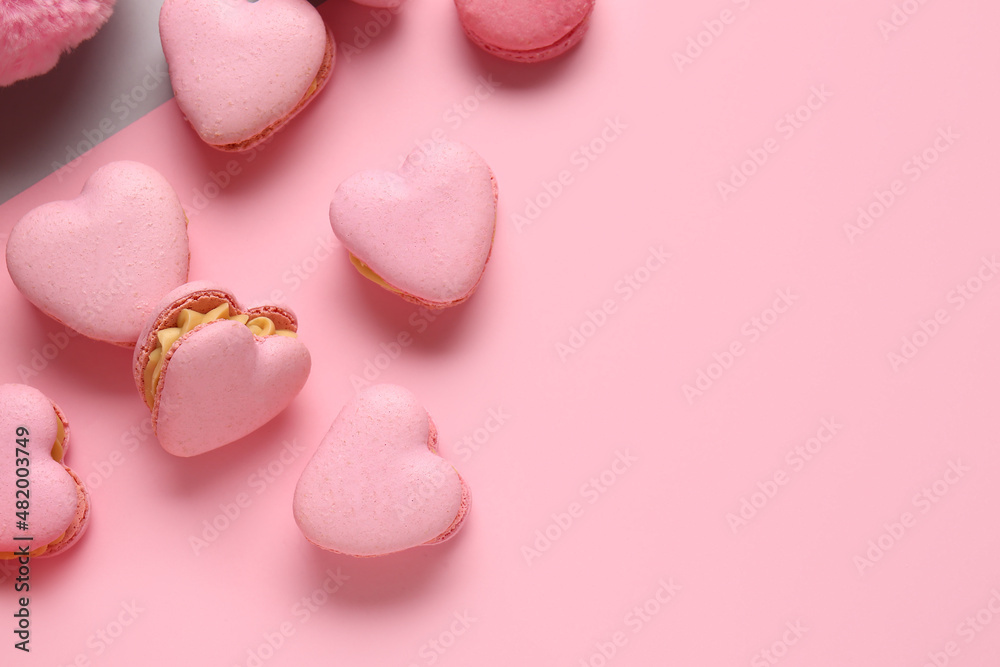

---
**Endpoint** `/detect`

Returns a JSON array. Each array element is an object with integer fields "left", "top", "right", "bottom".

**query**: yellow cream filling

[
  {"left": 143, "top": 302, "right": 296, "bottom": 407},
  {"left": 349, "top": 253, "right": 402, "bottom": 295},
  {"left": 346, "top": 220, "right": 496, "bottom": 302},
  {"left": 1, "top": 413, "right": 70, "bottom": 559},
  {"left": 51, "top": 418, "right": 66, "bottom": 461},
  {"left": 305, "top": 78, "right": 320, "bottom": 100}
]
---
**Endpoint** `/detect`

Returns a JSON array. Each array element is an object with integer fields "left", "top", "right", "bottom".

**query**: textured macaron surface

[
  {"left": 329, "top": 140, "right": 497, "bottom": 307},
  {"left": 153, "top": 320, "right": 310, "bottom": 457},
  {"left": 293, "top": 384, "right": 469, "bottom": 557},
  {"left": 134, "top": 283, "right": 311, "bottom": 458},
  {"left": 5, "top": 160, "right": 190, "bottom": 346},
  {"left": 454, "top": 0, "right": 595, "bottom": 56},
  {"left": 0, "top": 384, "right": 80, "bottom": 552},
  {"left": 159, "top": 0, "right": 330, "bottom": 147}
]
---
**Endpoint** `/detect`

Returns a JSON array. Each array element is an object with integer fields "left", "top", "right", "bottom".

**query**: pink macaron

[
  {"left": 159, "top": 0, "right": 335, "bottom": 151},
  {"left": 132, "top": 281, "right": 311, "bottom": 457},
  {"left": 0, "top": 384, "right": 90, "bottom": 559},
  {"left": 329, "top": 140, "right": 498, "bottom": 309},
  {"left": 5, "top": 160, "right": 190, "bottom": 347},
  {"left": 293, "top": 384, "right": 470, "bottom": 557},
  {"left": 454, "top": 0, "right": 596, "bottom": 63}
]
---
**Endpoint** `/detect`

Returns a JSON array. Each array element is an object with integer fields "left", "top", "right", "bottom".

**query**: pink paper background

[{"left": 2, "top": 0, "right": 1000, "bottom": 664}]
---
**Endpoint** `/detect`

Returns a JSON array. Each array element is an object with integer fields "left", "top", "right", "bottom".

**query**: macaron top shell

[
  {"left": 293, "top": 384, "right": 470, "bottom": 557},
  {"left": 5, "top": 160, "right": 190, "bottom": 346},
  {"left": 455, "top": 0, "right": 595, "bottom": 61},
  {"left": 159, "top": 0, "right": 332, "bottom": 148},
  {"left": 0, "top": 384, "right": 85, "bottom": 554}
]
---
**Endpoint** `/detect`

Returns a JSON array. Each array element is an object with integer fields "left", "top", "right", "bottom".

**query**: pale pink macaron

[
  {"left": 329, "top": 140, "right": 498, "bottom": 309},
  {"left": 293, "top": 384, "right": 470, "bottom": 557},
  {"left": 0, "top": 384, "right": 90, "bottom": 560},
  {"left": 454, "top": 0, "right": 595, "bottom": 63},
  {"left": 5, "top": 160, "right": 190, "bottom": 347},
  {"left": 132, "top": 281, "right": 311, "bottom": 457},
  {"left": 159, "top": 0, "right": 335, "bottom": 151}
]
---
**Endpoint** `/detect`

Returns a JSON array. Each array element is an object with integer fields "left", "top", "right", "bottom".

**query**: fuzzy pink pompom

[{"left": 0, "top": 0, "right": 116, "bottom": 87}]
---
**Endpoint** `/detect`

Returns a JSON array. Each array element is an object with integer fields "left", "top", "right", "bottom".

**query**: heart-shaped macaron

[
  {"left": 133, "top": 282, "right": 311, "bottom": 457},
  {"left": 159, "top": 0, "right": 335, "bottom": 151},
  {"left": 454, "top": 0, "right": 596, "bottom": 63},
  {"left": 1, "top": 384, "right": 90, "bottom": 559},
  {"left": 329, "top": 140, "right": 498, "bottom": 308},
  {"left": 293, "top": 384, "right": 470, "bottom": 557},
  {"left": 5, "top": 161, "right": 190, "bottom": 346}
]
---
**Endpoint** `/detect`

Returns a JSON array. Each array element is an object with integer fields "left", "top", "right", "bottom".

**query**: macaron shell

[
  {"left": 293, "top": 384, "right": 469, "bottom": 557},
  {"left": 152, "top": 319, "right": 311, "bottom": 457},
  {"left": 329, "top": 140, "right": 497, "bottom": 307},
  {"left": 0, "top": 384, "right": 87, "bottom": 554},
  {"left": 131, "top": 281, "right": 300, "bottom": 395},
  {"left": 35, "top": 402, "right": 91, "bottom": 559},
  {"left": 36, "top": 467, "right": 91, "bottom": 558},
  {"left": 454, "top": 0, "right": 595, "bottom": 62},
  {"left": 132, "top": 281, "right": 239, "bottom": 392},
  {"left": 5, "top": 161, "right": 190, "bottom": 346},
  {"left": 159, "top": 0, "right": 333, "bottom": 149}
]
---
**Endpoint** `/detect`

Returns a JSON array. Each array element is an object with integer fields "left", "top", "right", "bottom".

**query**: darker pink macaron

[{"left": 454, "top": 0, "right": 595, "bottom": 63}]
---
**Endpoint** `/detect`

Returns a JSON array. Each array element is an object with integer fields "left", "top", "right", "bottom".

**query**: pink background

[{"left": 3, "top": 0, "right": 1000, "bottom": 664}]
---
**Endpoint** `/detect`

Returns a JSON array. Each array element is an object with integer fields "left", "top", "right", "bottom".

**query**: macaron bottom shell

[{"left": 347, "top": 253, "right": 489, "bottom": 309}]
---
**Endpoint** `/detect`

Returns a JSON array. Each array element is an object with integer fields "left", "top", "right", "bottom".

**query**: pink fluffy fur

[{"left": 0, "top": 0, "right": 116, "bottom": 86}]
